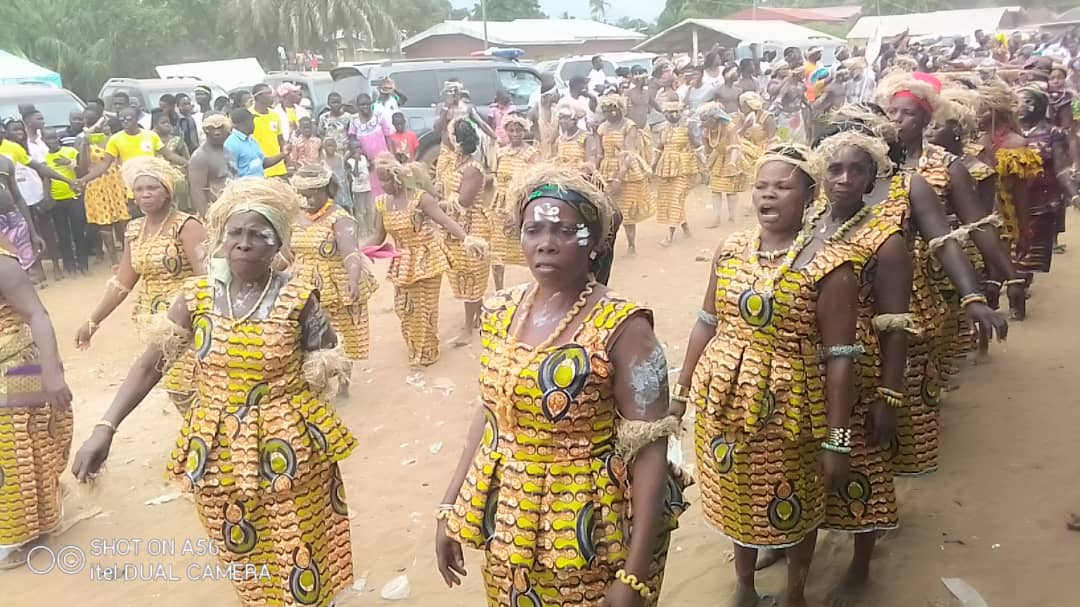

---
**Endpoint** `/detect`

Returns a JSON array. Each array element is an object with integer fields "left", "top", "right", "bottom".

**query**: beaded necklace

[
  {"left": 305, "top": 198, "right": 335, "bottom": 222},
  {"left": 498, "top": 281, "right": 596, "bottom": 407},
  {"left": 748, "top": 225, "right": 814, "bottom": 299},
  {"left": 817, "top": 203, "right": 872, "bottom": 242},
  {"left": 226, "top": 272, "right": 275, "bottom": 323}
]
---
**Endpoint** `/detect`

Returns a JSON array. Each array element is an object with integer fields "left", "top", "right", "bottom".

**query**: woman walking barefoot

[
  {"left": 698, "top": 102, "right": 746, "bottom": 227},
  {"left": 367, "top": 153, "right": 479, "bottom": 368},
  {"left": 488, "top": 114, "right": 539, "bottom": 290},
  {"left": 75, "top": 157, "right": 206, "bottom": 411},
  {"left": 441, "top": 119, "right": 491, "bottom": 345},
  {"left": 0, "top": 235, "right": 72, "bottom": 568},
  {"left": 677, "top": 144, "right": 859, "bottom": 607},
  {"left": 597, "top": 94, "right": 654, "bottom": 254},
  {"left": 653, "top": 101, "right": 702, "bottom": 247},
  {"left": 71, "top": 178, "right": 357, "bottom": 607},
  {"left": 288, "top": 164, "right": 378, "bottom": 393},
  {"left": 77, "top": 105, "right": 129, "bottom": 267},
  {"left": 436, "top": 162, "right": 688, "bottom": 606}
]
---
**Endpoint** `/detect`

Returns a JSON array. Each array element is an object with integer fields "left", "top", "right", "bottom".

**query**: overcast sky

[{"left": 448, "top": 0, "right": 661, "bottom": 22}]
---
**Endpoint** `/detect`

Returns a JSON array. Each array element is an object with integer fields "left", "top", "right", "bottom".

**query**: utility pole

[{"left": 482, "top": 0, "right": 489, "bottom": 49}]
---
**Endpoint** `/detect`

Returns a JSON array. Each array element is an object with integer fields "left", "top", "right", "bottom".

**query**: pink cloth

[
  {"left": 489, "top": 103, "right": 510, "bottom": 146},
  {"left": 348, "top": 114, "right": 391, "bottom": 197},
  {"left": 363, "top": 243, "right": 399, "bottom": 260},
  {"left": 0, "top": 210, "right": 37, "bottom": 269}
]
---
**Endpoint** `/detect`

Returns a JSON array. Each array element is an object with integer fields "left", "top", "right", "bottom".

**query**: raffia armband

[
  {"left": 302, "top": 344, "right": 351, "bottom": 402},
  {"left": 872, "top": 313, "right": 921, "bottom": 335},
  {"left": 137, "top": 313, "right": 193, "bottom": 372},
  {"left": 615, "top": 415, "right": 681, "bottom": 460},
  {"left": 927, "top": 213, "right": 1003, "bottom": 253}
]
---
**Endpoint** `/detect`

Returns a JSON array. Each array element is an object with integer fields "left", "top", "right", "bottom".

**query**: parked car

[
  {"left": 331, "top": 57, "right": 542, "bottom": 166},
  {"left": 0, "top": 84, "right": 85, "bottom": 129},
  {"left": 263, "top": 71, "right": 367, "bottom": 117},
  {"left": 537, "top": 52, "right": 657, "bottom": 93},
  {"left": 97, "top": 77, "right": 228, "bottom": 113}
]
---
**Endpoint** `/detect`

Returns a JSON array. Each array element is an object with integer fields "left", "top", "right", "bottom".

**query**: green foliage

[
  {"left": 386, "top": 0, "right": 455, "bottom": 35},
  {"left": 590, "top": 0, "right": 611, "bottom": 21},
  {"left": 615, "top": 17, "right": 658, "bottom": 34},
  {"left": 470, "top": 0, "right": 546, "bottom": 20}
]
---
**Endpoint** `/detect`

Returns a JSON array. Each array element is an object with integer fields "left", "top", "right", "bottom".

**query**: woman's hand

[
  {"left": 823, "top": 450, "right": 850, "bottom": 494},
  {"left": 75, "top": 321, "right": 97, "bottom": 350},
  {"left": 71, "top": 427, "right": 115, "bottom": 482},
  {"left": 601, "top": 580, "right": 645, "bottom": 607},
  {"left": 435, "top": 519, "right": 466, "bottom": 587},
  {"left": 1006, "top": 283, "right": 1026, "bottom": 321},
  {"left": 346, "top": 271, "right": 360, "bottom": 302},
  {"left": 42, "top": 368, "right": 73, "bottom": 408},
  {"left": 866, "top": 400, "right": 897, "bottom": 447},
  {"left": 964, "top": 302, "right": 1008, "bottom": 341}
]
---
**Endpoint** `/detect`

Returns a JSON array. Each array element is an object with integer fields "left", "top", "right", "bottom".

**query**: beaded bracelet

[
  {"left": 615, "top": 569, "right": 653, "bottom": 598},
  {"left": 434, "top": 503, "right": 454, "bottom": 521},
  {"left": 876, "top": 386, "right": 906, "bottom": 408},
  {"left": 1002, "top": 278, "right": 1026, "bottom": 287},
  {"left": 670, "top": 384, "right": 690, "bottom": 404},
  {"left": 982, "top": 280, "right": 1002, "bottom": 290},
  {"left": 827, "top": 427, "right": 852, "bottom": 446},
  {"left": 823, "top": 344, "right": 865, "bottom": 360},
  {"left": 959, "top": 293, "right": 989, "bottom": 308},
  {"left": 94, "top": 419, "right": 118, "bottom": 434},
  {"left": 821, "top": 441, "right": 852, "bottom": 454}
]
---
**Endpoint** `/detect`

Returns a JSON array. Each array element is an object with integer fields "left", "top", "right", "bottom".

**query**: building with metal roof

[
  {"left": 400, "top": 19, "right": 647, "bottom": 59},
  {"left": 846, "top": 7, "right": 1024, "bottom": 41},
  {"left": 724, "top": 6, "right": 862, "bottom": 23},
  {"left": 633, "top": 19, "right": 838, "bottom": 54}
]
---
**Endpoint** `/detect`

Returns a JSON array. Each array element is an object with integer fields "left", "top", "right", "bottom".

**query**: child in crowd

[
  {"left": 287, "top": 116, "right": 322, "bottom": 169},
  {"left": 43, "top": 128, "right": 89, "bottom": 275},
  {"left": 488, "top": 89, "right": 512, "bottom": 146},
  {"left": 389, "top": 112, "right": 419, "bottom": 162},
  {"left": 322, "top": 138, "right": 352, "bottom": 212},
  {"left": 346, "top": 139, "right": 373, "bottom": 234}
]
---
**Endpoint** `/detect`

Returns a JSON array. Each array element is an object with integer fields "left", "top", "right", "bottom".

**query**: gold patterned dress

[
  {"left": 874, "top": 172, "right": 949, "bottom": 477},
  {"left": 169, "top": 275, "right": 357, "bottom": 607},
  {"left": 0, "top": 245, "right": 72, "bottom": 551},
  {"left": 993, "top": 146, "right": 1043, "bottom": 251},
  {"left": 490, "top": 145, "right": 538, "bottom": 267},
  {"left": 705, "top": 125, "right": 747, "bottom": 194},
  {"left": 598, "top": 121, "right": 654, "bottom": 225},
  {"left": 822, "top": 175, "right": 909, "bottom": 532},
  {"left": 556, "top": 131, "right": 589, "bottom": 168},
  {"left": 691, "top": 231, "right": 849, "bottom": 548},
  {"left": 126, "top": 212, "right": 200, "bottom": 405},
  {"left": 654, "top": 123, "right": 697, "bottom": 227},
  {"left": 445, "top": 287, "right": 688, "bottom": 606},
  {"left": 84, "top": 136, "right": 130, "bottom": 226},
  {"left": 375, "top": 191, "right": 452, "bottom": 367},
  {"left": 443, "top": 155, "right": 490, "bottom": 302},
  {"left": 290, "top": 205, "right": 378, "bottom": 360}
]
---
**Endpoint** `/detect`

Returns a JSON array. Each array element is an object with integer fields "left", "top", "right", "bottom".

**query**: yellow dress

[
  {"left": 654, "top": 123, "right": 697, "bottom": 227},
  {"left": 126, "top": 212, "right": 200, "bottom": 405},
  {"left": 84, "top": 139, "right": 130, "bottom": 226},
  {"left": 445, "top": 286, "right": 689, "bottom": 606},
  {"left": 375, "top": 191, "right": 451, "bottom": 366},
  {"left": 705, "top": 125, "right": 747, "bottom": 194},
  {"left": 443, "top": 155, "right": 490, "bottom": 302},
  {"left": 289, "top": 206, "right": 378, "bottom": 360},
  {"left": 691, "top": 230, "right": 849, "bottom": 548},
  {"left": 0, "top": 245, "right": 72, "bottom": 550},
  {"left": 169, "top": 275, "right": 357, "bottom": 607},
  {"left": 994, "top": 146, "right": 1044, "bottom": 250},
  {"left": 490, "top": 145, "right": 538, "bottom": 267},
  {"left": 822, "top": 176, "right": 908, "bottom": 532},
  {"left": 556, "top": 131, "right": 589, "bottom": 168},
  {"left": 598, "top": 121, "right": 654, "bottom": 225}
]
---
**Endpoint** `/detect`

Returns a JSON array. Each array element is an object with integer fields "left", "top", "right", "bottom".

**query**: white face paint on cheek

[
  {"left": 533, "top": 202, "right": 561, "bottom": 224},
  {"left": 256, "top": 228, "right": 278, "bottom": 247},
  {"left": 575, "top": 224, "right": 590, "bottom": 247}
]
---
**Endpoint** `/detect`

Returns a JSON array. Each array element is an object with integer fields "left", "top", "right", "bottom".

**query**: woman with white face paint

[
  {"left": 71, "top": 177, "right": 358, "bottom": 607},
  {"left": 74, "top": 156, "right": 207, "bottom": 411},
  {"left": 436, "top": 162, "right": 690, "bottom": 607},
  {"left": 488, "top": 114, "right": 539, "bottom": 290}
]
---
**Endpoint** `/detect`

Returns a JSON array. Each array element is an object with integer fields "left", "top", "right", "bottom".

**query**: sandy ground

[{"left": 3, "top": 190, "right": 1080, "bottom": 606}]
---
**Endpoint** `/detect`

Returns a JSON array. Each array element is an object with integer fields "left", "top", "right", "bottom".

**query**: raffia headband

[
  {"left": 755, "top": 143, "right": 824, "bottom": 187},
  {"left": 816, "top": 131, "right": 893, "bottom": 178}
]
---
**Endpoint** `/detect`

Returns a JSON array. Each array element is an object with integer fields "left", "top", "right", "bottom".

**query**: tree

[
  {"left": 227, "top": 0, "right": 397, "bottom": 58},
  {"left": 590, "top": 0, "right": 610, "bottom": 21},
  {"left": 386, "top": 0, "right": 455, "bottom": 36},
  {"left": 615, "top": 17, "right": 656, "bottom": 34},
  {"left": 470, "top": 0, "right": 546, "bottom": 21}
]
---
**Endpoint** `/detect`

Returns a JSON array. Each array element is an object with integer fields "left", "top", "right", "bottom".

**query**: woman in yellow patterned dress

[
  {"left": 489, "top": 114, "right": 538, "bottom": 290},
  {"left": 554, "top": 99, "right": 600, "bottom": 175},
  {"left": 653, "top": 101, "right": 701, "bottom": 247},
  {"left": 72, "top": 178, "right": 357, "bottom": 607},
  {"left": 74, "top": 157, "right": 206, "bottom": 410},
  {"left": 441, "top": 119, "right": 491, "bottom": 345},
  {"left": 597, "top": 94, "right": 653, "bottom": 255},
  {"left": 736, "top": 91, "right": 776, "bottom": 172},
  {"left": 674, "top": 144, "right": 859, "bottom": 607},
  {"left": 810, "top": 123, "right": 914, "bottom": 605},
  {"left": 77, "top": 104, "right": 129, "bottom": 266},
  {"left": 0, "top": 235, "right": 73, "bottom": 568},
  {"left": 436, "top": 163, "right": 688, "bottom": 607},
  {"left": 288, "top": 164, "right": 378, "bottom": 388},
  {"left": 368, "top": 153, "right": 477, "bottom": 368},
  {"left": 697, "top": 101, "right": 745, "bottom": 227}
]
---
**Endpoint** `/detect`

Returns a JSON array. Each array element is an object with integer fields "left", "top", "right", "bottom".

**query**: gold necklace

[
  {"left": 226, "top": 272, "right": 275, "bottom": 323},
  {"left": 139, "top": 210, "right": 176, "bottom": 241}
]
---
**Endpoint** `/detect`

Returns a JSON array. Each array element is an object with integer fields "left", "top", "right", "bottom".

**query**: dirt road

[{"left": 3, "top": 192, "right": 1079, "bottom": 606}]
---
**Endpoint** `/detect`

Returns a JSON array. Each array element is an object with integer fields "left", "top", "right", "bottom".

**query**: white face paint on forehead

[
  {"left": 575, "top": 224, "right": 590, "bottom": 247},
  {"left": 533, "top": 201, "right": 561, "bottom": 223}
]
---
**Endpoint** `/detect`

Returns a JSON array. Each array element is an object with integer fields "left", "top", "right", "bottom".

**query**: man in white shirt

[
  {"left": 587, "top": 55, "right": 608, "bottom": 95},
  {"left": 272, "top": 82, "right": 310, "bottom": 142}
]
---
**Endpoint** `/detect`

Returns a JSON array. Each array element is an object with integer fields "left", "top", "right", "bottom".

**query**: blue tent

[{"left": 0, "top": 50, "right": 62, "bottom": 88}]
